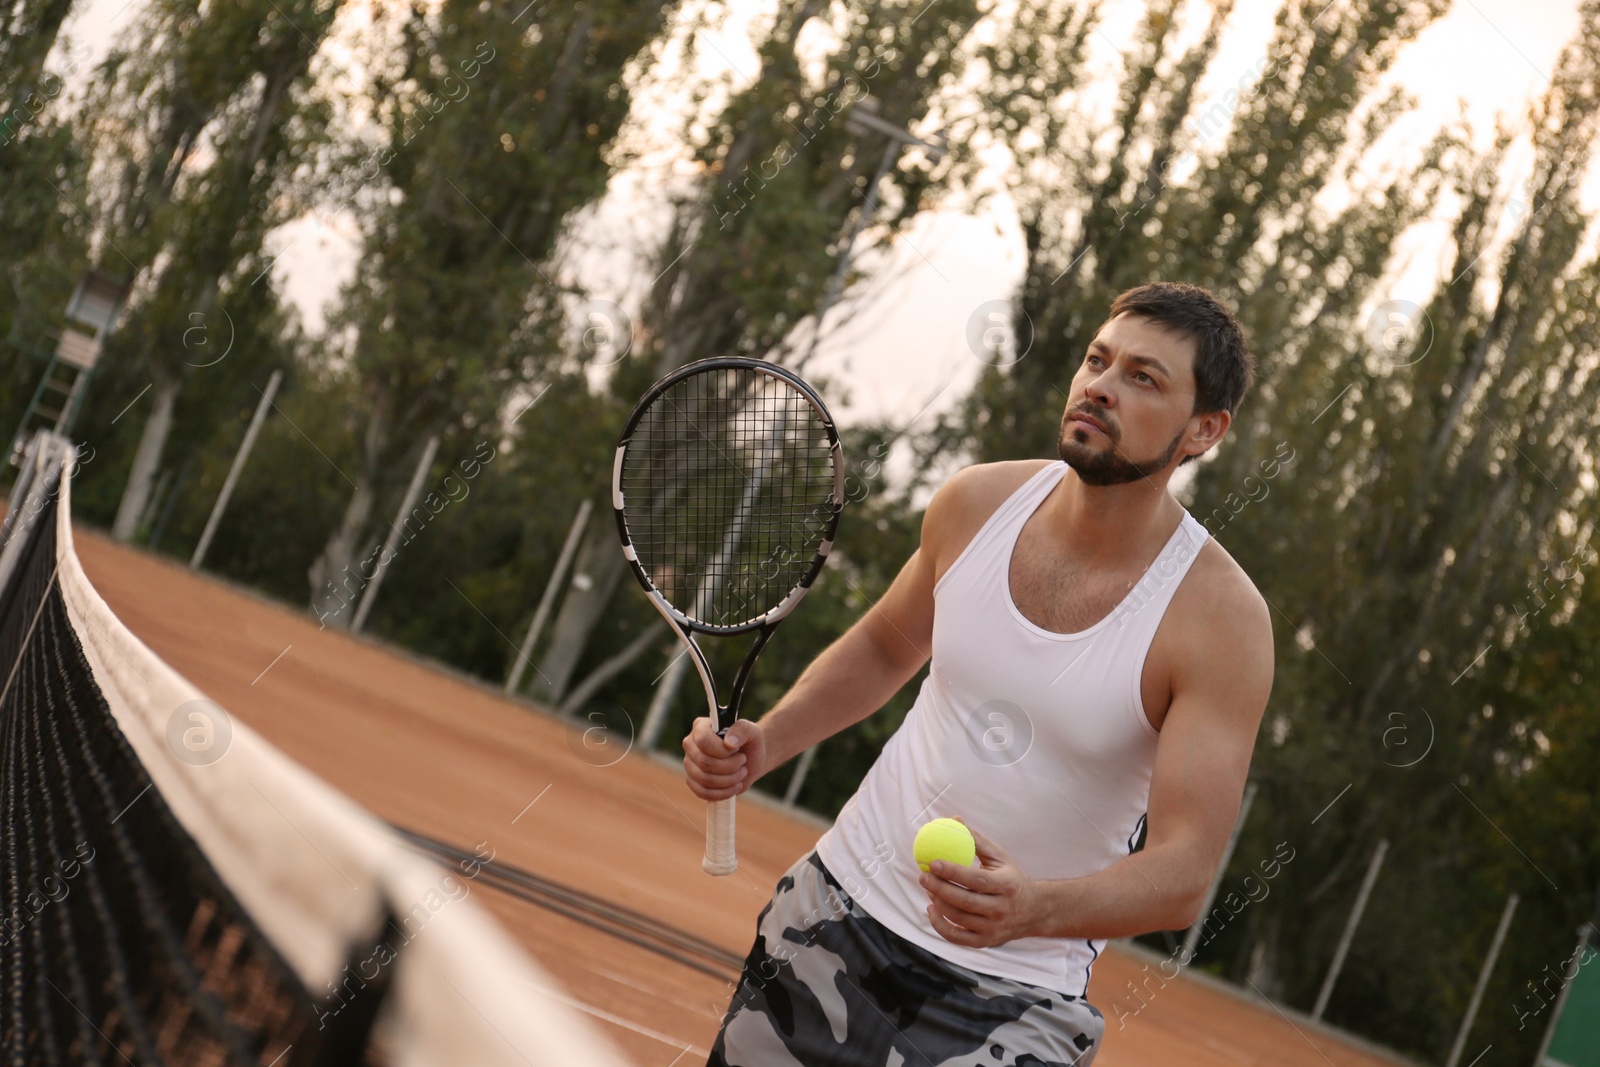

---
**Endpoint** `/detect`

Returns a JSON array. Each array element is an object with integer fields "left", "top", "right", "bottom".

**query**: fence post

[
  {"left": 1182, "top": 781, "right": 1259, "bottom": 961},
  {"left": 192, "top": 369, "right": 281, "bottom": 570},
  {"left": 1533, "top": 919, "right": 1595, "bottom": 1067},
  {"left": 1445, "top": 892, "right": 1519, "bottom": 1067},
  {"left": 1312, "top": 838, "right": 1389, "bottom": 1021},
  {"left": 507, "top": 498, "right": 592, "bottom": 695},
  {"left": 783, "top": 744, "right": 819, "bottom": 807},
  {"left": 351, "top": 435, "right": 438, "bottom": 634}
]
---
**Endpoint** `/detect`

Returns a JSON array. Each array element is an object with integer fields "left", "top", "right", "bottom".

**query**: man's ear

[{"left": 1186, "top": 409, "right": 1231, "bottom": 459}]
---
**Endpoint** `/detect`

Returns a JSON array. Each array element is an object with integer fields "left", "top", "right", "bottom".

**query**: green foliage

[
  {"left": 358, "top": 374, "right": 633, "bottom": 679},
  {"left": 62, "top": 0, "right": 343, "bottom": 541},
  {"left": 1450, "top": 560, "right": 1600, "bottom": 1057},
  {"left": 95, "top": 341, "right": 350, "bottom": 600},
  {"left": 1189, "top": 9, "right": 1600, "bottom": 1054},
  {"left": 302, "top": 0, "right": 677, "bottom": 613}
]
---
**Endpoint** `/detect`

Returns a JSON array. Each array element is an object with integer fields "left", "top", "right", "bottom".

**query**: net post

[{"left": 0, "top": 429, "right": 45, "bottom": 539}]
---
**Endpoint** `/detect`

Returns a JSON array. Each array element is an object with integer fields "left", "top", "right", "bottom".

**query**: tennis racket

[{"left": 614, "top": 357, "right": 843, "bottom": 875}]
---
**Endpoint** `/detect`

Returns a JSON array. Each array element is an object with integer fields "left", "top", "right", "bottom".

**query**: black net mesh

[
  {"left": 0, "top": 459, "right": 392, "bottom": 1066},
  {"left": 620, "top": 365, "right": 837, "bottom": 630}
]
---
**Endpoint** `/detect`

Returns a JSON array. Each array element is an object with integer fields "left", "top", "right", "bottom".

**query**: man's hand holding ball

[{"left": 916, "top": 817, "right": 1046, "bottom": 949}]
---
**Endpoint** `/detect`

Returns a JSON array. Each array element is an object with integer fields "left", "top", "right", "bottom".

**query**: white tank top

[{"left": 814, "top": 461, "right": 1210, "bottom": 995}]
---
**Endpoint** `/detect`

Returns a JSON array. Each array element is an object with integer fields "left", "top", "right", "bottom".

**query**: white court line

[
  {"left": 586, "top": 963, "right": 728, "bottom": 1021},
  {"left": 526, "top": 979, "right": 710, "bottom": 1057}
]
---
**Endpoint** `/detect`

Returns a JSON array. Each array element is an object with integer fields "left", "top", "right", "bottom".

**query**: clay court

[{"left": 71, "top": 521, "right": 1413, "bottom": 1067}]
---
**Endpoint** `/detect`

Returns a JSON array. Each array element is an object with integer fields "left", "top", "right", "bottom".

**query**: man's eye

[{"left": 1136, "top": 372, "right": 1154, "bottom": 384}]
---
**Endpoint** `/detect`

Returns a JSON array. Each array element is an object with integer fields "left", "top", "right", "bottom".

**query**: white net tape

[{"left": 17, "top": 432, "right": 632, "bottom": 1065}]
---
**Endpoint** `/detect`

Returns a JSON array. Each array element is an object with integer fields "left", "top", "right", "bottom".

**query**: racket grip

[{"left": 703, "top": 797, "right": 737, "bottom": 876}]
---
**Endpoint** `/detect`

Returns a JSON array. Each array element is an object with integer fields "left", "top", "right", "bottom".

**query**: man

[{"left": 685, "top": 281, "right": 1275, "bottom": 1066}]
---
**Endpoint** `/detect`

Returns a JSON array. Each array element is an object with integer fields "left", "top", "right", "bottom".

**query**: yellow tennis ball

[{"left": 914, "top": 818, "right": 976, "bottom": 873}]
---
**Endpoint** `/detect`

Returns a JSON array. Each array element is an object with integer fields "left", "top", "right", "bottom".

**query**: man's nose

[{"left": 1082, "top": 371, "right": 1115, "bottom": 409}]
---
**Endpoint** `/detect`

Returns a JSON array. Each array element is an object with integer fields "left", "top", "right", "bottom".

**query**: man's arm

[
  {"left": 682, "top": 481, "right": 958, "bottom": 801},
  {"left": 920, "top": 564, "right": 1275, "bottom": 945},
  {"left": 751, "top": 545, "right": 935, "bottom": 769}
]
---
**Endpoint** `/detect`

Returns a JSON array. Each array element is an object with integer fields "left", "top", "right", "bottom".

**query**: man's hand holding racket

[{"left": 683, "top": 716, "right": 769, "bottom": 801}]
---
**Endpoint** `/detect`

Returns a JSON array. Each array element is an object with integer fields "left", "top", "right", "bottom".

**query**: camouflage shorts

[{"left": 708, "top": 850, "right": 1103, "bottom": 1067}]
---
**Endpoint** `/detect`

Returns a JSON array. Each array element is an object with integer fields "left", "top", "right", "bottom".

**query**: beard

[{"left": 1057, "top": 409, "right": 1185, "bottom": 486}]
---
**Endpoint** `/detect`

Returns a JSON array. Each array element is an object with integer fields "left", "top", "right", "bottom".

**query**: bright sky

[{"left": 55, "top": 0, "right": 1599, "bottom": 448}]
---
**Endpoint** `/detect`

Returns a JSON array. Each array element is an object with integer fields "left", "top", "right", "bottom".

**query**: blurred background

[{"left": 2, "top": 0, "right": 1597, "bottom": 1062}]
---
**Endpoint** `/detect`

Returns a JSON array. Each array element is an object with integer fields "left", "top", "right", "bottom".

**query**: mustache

[{"left": 1065, "top": 405, "right": 1117, "bottom": 436}]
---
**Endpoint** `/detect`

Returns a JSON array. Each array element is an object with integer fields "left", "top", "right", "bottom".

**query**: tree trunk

[
  {"left": 533, "top": 519, "right": 628, "bottom": 703},
  {"left": 308, "top": 386, "right": 389, "bottom": 625},
  {"left": 111, "top": 372, "right": 182, "bottom": 542},
  {"left": 1242, "top": 908, "right": 1283, "bottom": 998},
  {"left": 307, "top": 477, "right": 378, "bottom": 627}
]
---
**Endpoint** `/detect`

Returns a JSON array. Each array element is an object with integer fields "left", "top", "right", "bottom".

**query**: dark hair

[{"left": 1105, "top": 282, "right": 1254, "bottom": 423}]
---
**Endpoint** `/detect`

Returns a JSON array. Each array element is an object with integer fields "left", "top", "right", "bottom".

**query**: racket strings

[{"left": 621, "top": 367, "right": 837, "bottom": 629}]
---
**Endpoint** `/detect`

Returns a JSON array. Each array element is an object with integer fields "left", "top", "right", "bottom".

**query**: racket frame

[{"left": 613, "top": 356, "right": 844, "bottom": 874}]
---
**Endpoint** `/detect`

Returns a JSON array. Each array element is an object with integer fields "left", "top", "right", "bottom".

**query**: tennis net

[{"left": 0, "top": 430, "right": 631, "bottom": 1066}]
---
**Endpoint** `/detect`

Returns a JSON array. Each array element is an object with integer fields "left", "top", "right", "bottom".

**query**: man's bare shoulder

[
  {"left": 925, "top": 460, "right": 1053, "bottom": 527},
  {"left": 931, "top": 460, "right": 1054, "bottom": 515},
  {"left": 922, "top": 460, "right": 1055, "bottom": 576},
  {"left": 1174, "top": 535, "right": 1274, "bottom": 667}
]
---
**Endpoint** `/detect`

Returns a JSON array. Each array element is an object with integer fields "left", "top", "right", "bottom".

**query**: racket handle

[{"left": 703, "top": 797, "right": 737, "bottom": 876}]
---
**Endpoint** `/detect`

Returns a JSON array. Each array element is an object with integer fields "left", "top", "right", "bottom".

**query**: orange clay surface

[{"left": 72, "top": 524, "right": 1409, "bottom": 1067}]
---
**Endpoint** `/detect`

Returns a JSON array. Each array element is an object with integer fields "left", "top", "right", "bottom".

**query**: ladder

[
  {"left": 6, "top": 270, "right": 129, "bottom": 467},
  {"left": 9, "top": 329, "right": 99, "bottom": 465}
]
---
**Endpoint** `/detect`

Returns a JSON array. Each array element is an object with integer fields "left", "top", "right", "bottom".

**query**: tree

[
  {"left": 82, "top": 0, "right": 343, "bottom": 541},
  {"left": 0, "top": 1, "right": 93, "bottom": 452},
  {"left": 305, "top": 0, "right": 678, "bottom": 624},
  {"left": 1203, "top": 7, "right": 1600, "bottom": 1045},
  {"left": 941, "top": 0, "right": 1449, "bottom": 468},
  {"left": 0, "top": 0, "right": 78, "bottom": 130}
]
